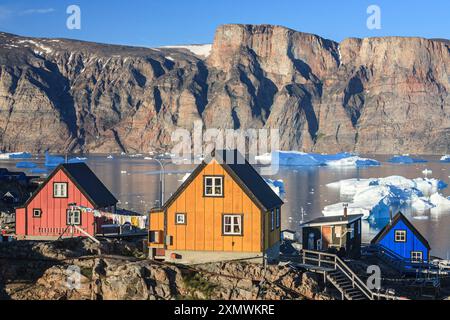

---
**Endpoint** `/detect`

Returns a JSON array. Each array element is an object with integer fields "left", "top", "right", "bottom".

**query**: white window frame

[
  {"left": 67, "top": 209, "right": 81, "bottom": 225},
  {"left": 411, "top": 251, "right": 423, "bottom": 263},
  {"left": 175, "top": 213, "right": 186, "bottom": 225},
  {"left": 394, "top": 230, "right": 407, "bottom": 242},
  {"left": 223, "top": 214, "right": 242, "bottom": 236},
  {"left": 276, "top": 208, "right": 280, "bottom": 228},
  {"left": 204, "top": 176, "right": 223, "bottom": 197},
  {"left": 53, "top": 182, "right": 68, "bottom": 198},
  {"left": 33, "top": 208, "right": 42, "bottom": 218}
]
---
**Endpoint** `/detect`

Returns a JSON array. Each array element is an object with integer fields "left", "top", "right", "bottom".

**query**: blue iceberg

[
  {"left": 16, "top": 161, "right": 38, "bottom": 169},
  {"left": 273, "top": 151, "right": 354, "bottom": 166},
  {"left": 9, "top": 152, "right": 32, "bottom": 159},
  {"left": 388, "top": 155, "right": 428, "bottom": 164},
  {"left": 45, "top": 152, "right": 86, "bottom": 167},
  {"left": 45, "top": 152, "right": 65, "bottom": 168},
  {"left": 440, "top": 155, "right": 450, "bottom": 163}
]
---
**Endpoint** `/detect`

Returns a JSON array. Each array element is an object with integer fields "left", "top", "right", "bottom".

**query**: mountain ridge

[{"left": 0, "top": 24, "right": 448, "bottom": 154}]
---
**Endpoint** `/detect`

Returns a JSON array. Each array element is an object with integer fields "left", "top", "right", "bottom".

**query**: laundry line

[{"left": 69, "top": 205, "right": 147, "bottom": 229}]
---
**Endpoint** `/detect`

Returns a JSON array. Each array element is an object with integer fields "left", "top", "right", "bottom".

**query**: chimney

[{"left": 343, "top": 203, "right": 348, "bottom": 218}]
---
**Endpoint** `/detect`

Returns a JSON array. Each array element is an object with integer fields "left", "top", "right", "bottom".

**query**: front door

[
  {"left": 307, "top": 233, "right": 315, "bottom": 250},
  {"left": 322, "top": 226, "right": 332, "bottom": 250}
]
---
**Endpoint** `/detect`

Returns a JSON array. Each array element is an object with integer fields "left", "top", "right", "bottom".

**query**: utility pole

[{"left": 148, "top": 157, "right": 165, "bottom": 206}]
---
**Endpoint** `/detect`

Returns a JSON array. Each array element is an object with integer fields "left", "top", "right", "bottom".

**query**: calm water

[{"left": 2, "top": 154, "right": 449, "bottom": 258}]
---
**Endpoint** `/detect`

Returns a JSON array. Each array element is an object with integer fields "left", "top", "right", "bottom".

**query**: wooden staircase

[
  {"left": 298, "top": 250, "right": 408, "bottom": 300},
  {"left": 326, "top": 269, "right": 368, "bottom": 300}
]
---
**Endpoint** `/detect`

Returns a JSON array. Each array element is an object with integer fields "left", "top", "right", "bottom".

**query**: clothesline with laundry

[{"left": 69, "top": 205, "right": 148, "bottom": 229}]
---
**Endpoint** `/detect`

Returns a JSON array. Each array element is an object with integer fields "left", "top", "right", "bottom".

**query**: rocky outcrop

[
  {"left": 0, "top": 25, "right": 448, "bottom": 154},
  {"left": 0, "top": 238, "right": 332, "bottom": 300}
]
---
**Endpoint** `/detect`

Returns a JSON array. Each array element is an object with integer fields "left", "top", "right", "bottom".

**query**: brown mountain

[{"left": 0, "top": 24, "right": 448, "bottom": 154}]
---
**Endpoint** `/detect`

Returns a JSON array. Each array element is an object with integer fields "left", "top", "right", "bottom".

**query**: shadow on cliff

[
  {"left": 237, "top": 49, "right": 278, "bottom": 122},
  {"left": 28, "top": 59, "right": 79, "bottom": 150}
]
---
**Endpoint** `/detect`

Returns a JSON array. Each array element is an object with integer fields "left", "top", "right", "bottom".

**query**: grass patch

[
  {"left": 79, "top": 266, "right": 93, "bottom": 280},
  {"left": 181, "top": 272, "right": 217, "bottom": 300}
]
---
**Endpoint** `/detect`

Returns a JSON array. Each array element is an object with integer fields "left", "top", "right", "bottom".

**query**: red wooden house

[{"left": 15, "top": 163, "right": 118, "bottom": 240}]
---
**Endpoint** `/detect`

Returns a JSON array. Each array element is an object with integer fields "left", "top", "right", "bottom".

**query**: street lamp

[{"left": 148, "top": 157, "right": 165, "bottom": 207}]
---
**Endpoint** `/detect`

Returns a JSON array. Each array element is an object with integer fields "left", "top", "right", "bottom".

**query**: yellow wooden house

[{"left": 148, "top": 149, "right": 283, "bottom": 264}]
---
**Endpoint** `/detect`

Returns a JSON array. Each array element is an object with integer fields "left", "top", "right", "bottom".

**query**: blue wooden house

[{"left": 371, "top": 212, "right": 430, "bottom": 263}]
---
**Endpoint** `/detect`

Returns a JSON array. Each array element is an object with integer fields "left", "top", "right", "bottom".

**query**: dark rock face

[
  {"left": 0, "top": 239, "right": 333, "bottom": 300},
  {"left": 0, "top": 25, "right": 448, "bottom": 154}
]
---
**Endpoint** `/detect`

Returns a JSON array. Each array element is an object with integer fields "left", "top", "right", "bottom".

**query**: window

[
  {"left": 33, "top": 208, "right": 42, "bottom": 218},
  {"left": 276, "top": 208, "right": 280, "bottom": 228},
  {"left": 53, "top": 182, "right": 68, "bottom": 198},
  {"left": 270, "top": 210, "right": 275, "bottom": 231},
  {"left": 149, "top": 230, "right": 163, "bottom": 244},
  {"left": 223, "top": 215, "right": 242, "bottom": 235},
  {"left": 66, "top": 209, "right": 81, "bottom": 225},
  {"left": 204, "top": 176, "right": 223, "bottom": 197},
  {"left": 411, "top": 251, "right": 423, "bottom": 263},
  {"left": 394, "top": 230, "right": 406, "bottom": 242},
  {"left": 175, "top": 213, "right": 186, "bottom": 225}
]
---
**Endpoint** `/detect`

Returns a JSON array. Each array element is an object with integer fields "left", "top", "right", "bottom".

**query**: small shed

[
  {"left": 301, "top": 213, "right": 363, "bottom": 259},
  {"left": 370, "top": 212, "right": 430, "bottom": 263}
]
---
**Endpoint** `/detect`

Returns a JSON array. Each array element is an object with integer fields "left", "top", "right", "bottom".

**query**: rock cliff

[
  {"left": 0, "top": 24, "right": 448, "bottom": 154},
  {"left": 0, "top": 238, "right": 332, "bottom": 300}
]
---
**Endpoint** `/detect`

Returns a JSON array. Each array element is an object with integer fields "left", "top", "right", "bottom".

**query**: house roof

[
  {"left": 370, "top": 212, "right": 431, "bottom": 249},
  {"left": 301, "top": 214, "right": 364, "bottom": 227},
  {"left": 20, "top": 163, "right": 117, "bottom": 209},
  {"left": 154, "top": 149, "right": 283, "bottom": 212}
]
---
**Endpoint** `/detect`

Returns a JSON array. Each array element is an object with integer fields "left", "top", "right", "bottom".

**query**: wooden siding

[
  {"left": 165, "top": 160, "right": 282, "bottom": 253},
  {"left": 16, "top": 169, "right": 96, "bottom": 237},
  {"left": 148, "top": 160, "right": 282, "bottom": 253},
  {"left": 263, "top": 209, "right": 281, "bottom": 250}
]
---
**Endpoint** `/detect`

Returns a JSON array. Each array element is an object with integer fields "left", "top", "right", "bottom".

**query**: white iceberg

[
  {"left": 179, "top": 173, "right": 191, "bottom": 183},
  {"left": 323, "top": 175, "right": 447, "bottom": 220},
  {"left": 264, "top": 178, "right": 285, "bottom": 199},
  {"left": 0, "top": 152, "right": 32, "bottom": 159},
  {"left": 265, "top": 151, "right": 379, "bottom": 167},
  {"left": 411, "top": 194, "right": 435, "bottom": 211},
  {"left": 429, "top": 193, "right": 450, "bottom": 209},
  {"left": 326, "top": 156, "right": 380, "bottom": 167},
  {"left": 255, "top": 153, "right": 272, "bottom": 165}
]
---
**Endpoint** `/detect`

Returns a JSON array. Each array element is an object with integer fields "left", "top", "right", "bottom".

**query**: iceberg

[
  {"left": 16, "top": 161, "right": 37, "bottom": 169},
  {"left": 255, "top": 153, "right": 272, "bottom": 165},
  {"left": 45, "top": 152, "right": 65, "bottom": 168},
  {"left": 44, "top": 152, "right": 85, "bottom": 167},
  {"left": 67, "top": 157, "right": 86, "bottom": 164},
  {"left": 324, "top": 175, "right": 448, "bottom": 220},
  {"left": 267, "top": 151, "right": 378, "bottom": 167},
  {"left": 429, "top": 193, "right": 450, "bottom": 209},
  {"left": 264, "top": 178, "right": 286, "bottom": 199},
  {"left": 326, "top": 156, "right": 380, "bottom": 167},
  {"left": 388, "top": 155, "right": 428, "bottom": 164},
  {"left": 0, "top": 152, "right": 32, "bottom": 160}
]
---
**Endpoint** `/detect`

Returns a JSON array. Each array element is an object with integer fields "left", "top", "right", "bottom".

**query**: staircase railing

[
  {"left": 301, "top": 249, "right": 408, "bottom": 300},
  {"left": 370, "top": 244, "right": 432, "bottom": 272}
]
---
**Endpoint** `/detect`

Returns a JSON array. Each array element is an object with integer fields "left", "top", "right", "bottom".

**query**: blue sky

[{"left": 0, "top": 0, "right": 448, "bottom": 47}]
